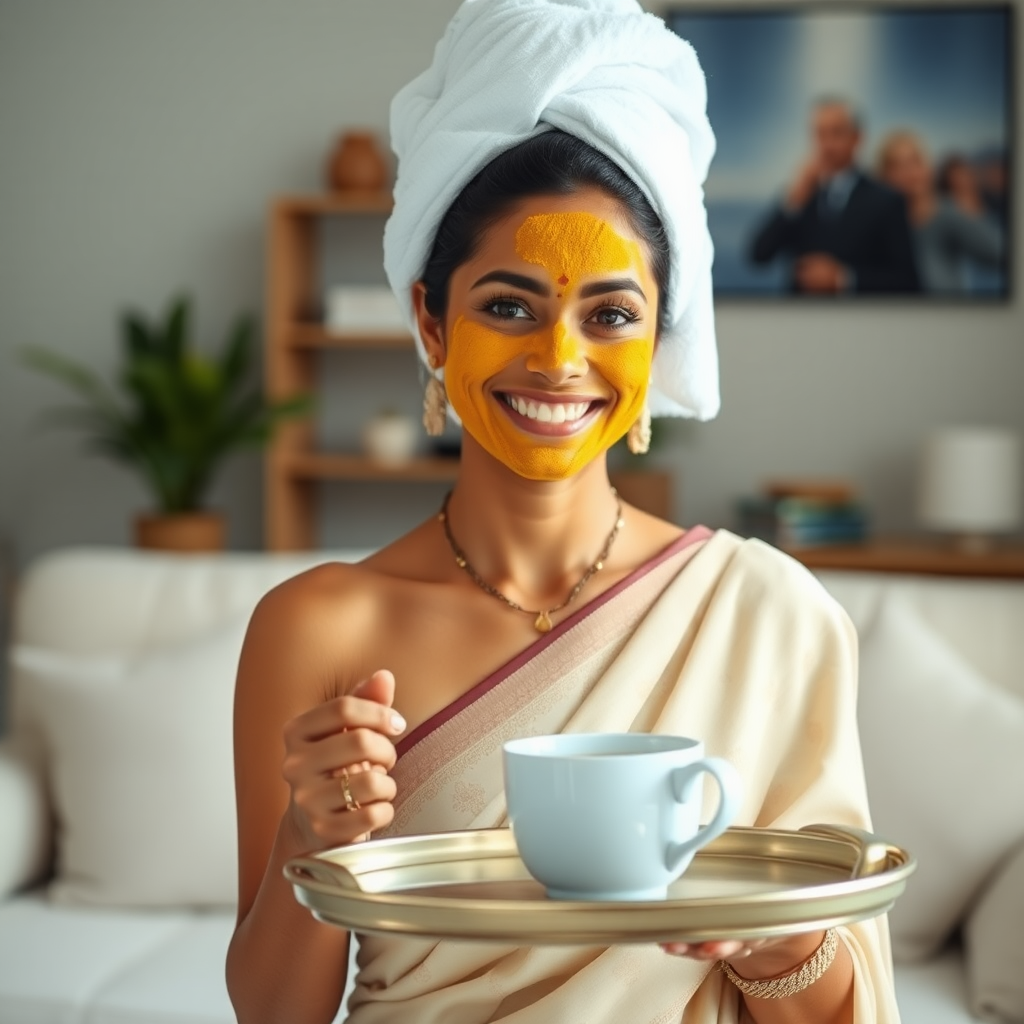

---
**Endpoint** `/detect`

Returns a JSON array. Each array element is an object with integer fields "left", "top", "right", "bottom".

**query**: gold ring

[{"left": 339, "top": 768, "right": 361, "bottom": 812}]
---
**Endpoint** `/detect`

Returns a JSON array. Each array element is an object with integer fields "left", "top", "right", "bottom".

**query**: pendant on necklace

[{"left": 534, "top": 611, "right": 553, "bottom": 633}]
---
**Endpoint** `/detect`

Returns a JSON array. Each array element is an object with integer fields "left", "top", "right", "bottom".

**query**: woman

[
  {"left": 877, "top": 131, "right": 1003, "bottom": 294},
  {"left": 226, "top": 2, "right": 899, "bottom": 1021}
]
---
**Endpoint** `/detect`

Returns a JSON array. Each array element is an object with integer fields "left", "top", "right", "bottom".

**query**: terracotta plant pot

[
  {"left": 135, "top": 512, "right": 226, "bottom": 553},
  {"left": 326, "top": 131, "right": 389, "bottom": 192}
]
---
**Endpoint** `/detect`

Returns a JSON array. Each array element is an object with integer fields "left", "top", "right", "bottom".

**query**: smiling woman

[
  {"left": 418, "top": 186, "right": 659, "bottom": 480},
  {"left": 225, "top": 2, "right": 900, "bottom": 1023}
]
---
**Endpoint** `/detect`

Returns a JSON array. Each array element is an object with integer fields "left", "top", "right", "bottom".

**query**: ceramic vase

[
  {"left": 362, "top": 413, "right": 418, "bottom": 466},
  {"left": 326, "top": 131, "right": 389, "bottom": 192}
]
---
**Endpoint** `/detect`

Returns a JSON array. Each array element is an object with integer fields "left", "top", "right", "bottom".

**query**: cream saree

[{"left": 346, "top": 528, "right": 900, "bottom": 1023}]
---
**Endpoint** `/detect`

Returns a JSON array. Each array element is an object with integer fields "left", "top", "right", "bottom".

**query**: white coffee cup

[{"left": 503, "top": 733, "right": 741, "bottom": 900}]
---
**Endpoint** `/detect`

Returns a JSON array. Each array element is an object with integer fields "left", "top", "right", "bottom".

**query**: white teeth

[{"left": 503, "top": 396, "right": 591, "bottom": 423}]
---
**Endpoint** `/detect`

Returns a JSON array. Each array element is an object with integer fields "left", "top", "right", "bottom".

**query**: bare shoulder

[
  {"left": 252, "top": 558, "right": 377, "bottom": 632},
  {"left": 241, "top": 520, "right": 444, "bottom": 701},
  {"left": 256, "top": 515, "right": 439, "bottom": 620},
  {"left": 238, "top": 561, "right": 378, "bottom": 711}
]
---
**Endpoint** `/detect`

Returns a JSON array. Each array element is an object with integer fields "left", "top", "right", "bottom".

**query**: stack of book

[{"left": 737, "top": 480, "right": 869, "bottom": 549}]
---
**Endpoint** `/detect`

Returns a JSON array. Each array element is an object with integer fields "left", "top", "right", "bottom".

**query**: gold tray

[{"left": 284, "top": 824, "right": 914, "bottom": 944}]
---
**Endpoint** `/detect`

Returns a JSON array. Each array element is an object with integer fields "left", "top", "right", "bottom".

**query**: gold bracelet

[{"left": 719, "top": 928, "right": 839, "bottom": 999}]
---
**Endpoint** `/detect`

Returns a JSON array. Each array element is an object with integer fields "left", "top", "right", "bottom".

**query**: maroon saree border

[{"left": 395, "top": 525, "right": 713, "bottom": 758}]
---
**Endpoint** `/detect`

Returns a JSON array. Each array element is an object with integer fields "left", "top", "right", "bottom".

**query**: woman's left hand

[
  {"left": 660, "top": 939, "right": 769, "bottom": 962},
  {"left": 661, "top": 928, "right": 827, "bottom": 977}
]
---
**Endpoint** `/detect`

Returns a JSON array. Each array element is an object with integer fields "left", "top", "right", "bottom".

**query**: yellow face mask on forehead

[
  {"left": 515, "top": 211, "right": 641, "bottom": 294},
  {"left": 443, "top": 211, "right": 656, "bottom": 481}
]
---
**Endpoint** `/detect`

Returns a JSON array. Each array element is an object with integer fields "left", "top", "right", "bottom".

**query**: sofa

[{"left": 1, "top": 545, "right": 1022, "bottom": 1024}]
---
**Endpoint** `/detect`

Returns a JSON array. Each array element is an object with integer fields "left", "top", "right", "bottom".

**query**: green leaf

[
  {"left": 219, "top": 315, "right": 255, "bottom": 393},
  {"left": 162, "top": 294, "right": 191, "bottom": 363},
  {"left": 20, "top": 346, "right": 124, "bottom": 421},
  {"left": 121, "top": 312, "right": 157, "bottom": 360},
  {"left": 183, "top": 352, "right": 221, "bottom": 399},
  {"left": 21, "top": 294, "right": 312, "bottom": 514}
]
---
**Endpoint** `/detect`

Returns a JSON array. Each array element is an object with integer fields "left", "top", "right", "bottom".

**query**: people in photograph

[
  {"left": 749, "top": 97, "right": 920, "bottom": 294},
  {"left": 226, "top": 2, "right": 900, "bottom": 1022},
  {"left": 877, "top": 131, "right": 1003, "bottom": 295},
  {"left": 936, "top": 153, "right": 1003, "bottom": 223},
  {"left": 973, "top": 148, "right": 1009, "bottom": 223}
]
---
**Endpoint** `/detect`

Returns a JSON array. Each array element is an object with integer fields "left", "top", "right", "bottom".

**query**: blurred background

[
  {"left": 1, "top": 0, "right": 1021, "bottom": 568},
  {"left": 1, "top": 8, "right": 1022, "bottom": 1021}
]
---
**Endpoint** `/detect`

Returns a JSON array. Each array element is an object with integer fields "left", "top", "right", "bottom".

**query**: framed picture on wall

[{"left": 665, "top": 3, "right": 1014, "bottom": 300}]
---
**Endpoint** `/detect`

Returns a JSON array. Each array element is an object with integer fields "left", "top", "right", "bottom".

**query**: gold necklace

[{"left": 438, "top": 489, "right": 624, "bottom": 633}]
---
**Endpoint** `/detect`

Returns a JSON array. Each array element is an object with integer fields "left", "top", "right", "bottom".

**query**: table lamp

[{"left": 918, "top": 427, "right": 1022, "bottom": 551}]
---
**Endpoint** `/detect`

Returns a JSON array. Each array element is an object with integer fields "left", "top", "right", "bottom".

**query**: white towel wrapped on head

[{"left": 384, "top": 0, "right": 719, "bottom": 420}]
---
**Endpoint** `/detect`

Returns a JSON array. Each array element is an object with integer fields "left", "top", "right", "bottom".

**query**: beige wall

[{"left": 1, "top": 0, "right": 1021, "bottom": 567}]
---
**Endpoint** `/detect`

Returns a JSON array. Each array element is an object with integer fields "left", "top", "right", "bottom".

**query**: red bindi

[{"left": 557, "top": 274, "right": 569, "bottom": 286}]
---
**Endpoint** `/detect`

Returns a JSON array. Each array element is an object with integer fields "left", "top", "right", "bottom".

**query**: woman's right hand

[{"left": 280, "top": 669, "right": 406, "bottom": 850}]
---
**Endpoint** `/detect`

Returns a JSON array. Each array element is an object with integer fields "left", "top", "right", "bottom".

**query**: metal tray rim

[{"left": 285, "top": 824, "right": 915, "bottom": 943}]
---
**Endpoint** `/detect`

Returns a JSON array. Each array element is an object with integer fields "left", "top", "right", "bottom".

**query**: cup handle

[{"left": 665, "top": 756, "right": 742, "bottom": 873}]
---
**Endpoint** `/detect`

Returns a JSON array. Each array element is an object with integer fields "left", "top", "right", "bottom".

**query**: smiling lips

[{"left": 499, "top": 392, "right": 602, "bottom": 435}]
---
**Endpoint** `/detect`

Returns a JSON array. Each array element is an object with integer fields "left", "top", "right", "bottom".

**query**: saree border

[{"left": 395, "top": 525, "right": 713, "bottom": 759}]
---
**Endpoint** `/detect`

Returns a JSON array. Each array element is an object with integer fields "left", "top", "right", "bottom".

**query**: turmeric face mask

[{"left": 443, "top": 209, "right": 656, "bottom": 481}]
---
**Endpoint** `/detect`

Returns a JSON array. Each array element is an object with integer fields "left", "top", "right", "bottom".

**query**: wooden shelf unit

[
  {"left": 286, "top": 452, "right": 461, "bottom": 482},
  {"left": 289, "top": 324, "right": 415, "bottom": 350},
  {"left": 785, "top": 537, "right": 1024, "bottom": 579},
  {"left": 265, "top": 190, "right": 441, "bottom": 550}
]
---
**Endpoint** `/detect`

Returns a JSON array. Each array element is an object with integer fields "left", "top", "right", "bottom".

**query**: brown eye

[
  {"left": 480, "top": 296, "right": 533, "bottom": 320},
  {"left": 493, "top": 300, "right": 525, "bottom": 318},
  {"left": 587, "top": 305, "right": 641, "bottom": 329}
]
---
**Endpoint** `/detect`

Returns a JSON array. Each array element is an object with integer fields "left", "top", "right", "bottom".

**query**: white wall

[{"left": 1, "top": 0, "right": 1021, "bottom": 569}]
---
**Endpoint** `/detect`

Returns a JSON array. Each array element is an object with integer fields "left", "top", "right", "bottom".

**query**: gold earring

[
  {"left": 423, "top": 359, "right": 447, "bottom": 436},
  {"left": 627, "top": 401, "right": 651, "bottom": 455}
]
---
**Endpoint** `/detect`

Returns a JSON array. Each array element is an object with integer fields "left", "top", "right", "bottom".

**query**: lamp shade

[{"left": 918, "top": 427, "right": 1022, "bottom": 534}]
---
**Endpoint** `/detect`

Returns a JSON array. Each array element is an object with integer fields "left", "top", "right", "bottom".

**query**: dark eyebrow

[
  {"left": 471, "top": 270, "right": 550, "bottom": 297},
  {"left": 579, "top": 277, "right": 647, "bottom": 301}
]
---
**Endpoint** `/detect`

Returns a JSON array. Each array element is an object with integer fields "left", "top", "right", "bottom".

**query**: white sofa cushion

[
  {"left": 857, "top": 594, "right": 1024, "bottom": 962},
  {"left": 10, "top": 547, "right": 362, "bottom": 656},
  {"left": 964, "top": 838, "right": 1024, "bottom": 1023},
  {"left": 90, "top": 916, "right": 357, "bottom": 1024},
  {"left": 816, "top": 571, "right": 1024, "bottom": 702},
  {"left": 0, "top": 736, "right": 50, "bottom": 897},
  {"left": 12, "top": 615, "right": 248, "bottom": 908},
  {"left": 82, "top": 912, "right": 239, "bottom": 1024},
  {"left": 0, "top": 892, "right": 357, "bottom": 1024},
  {"left": 0, "top": 892, "right": 216, "bottom": 1024},
  {"left": 894, "top": 945, "right": 974, "bottom": 1024}
]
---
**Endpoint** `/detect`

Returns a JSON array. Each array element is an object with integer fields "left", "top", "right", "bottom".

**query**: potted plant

[{"left": 22, "top": 294, "right": 310, "bottom": 552}]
